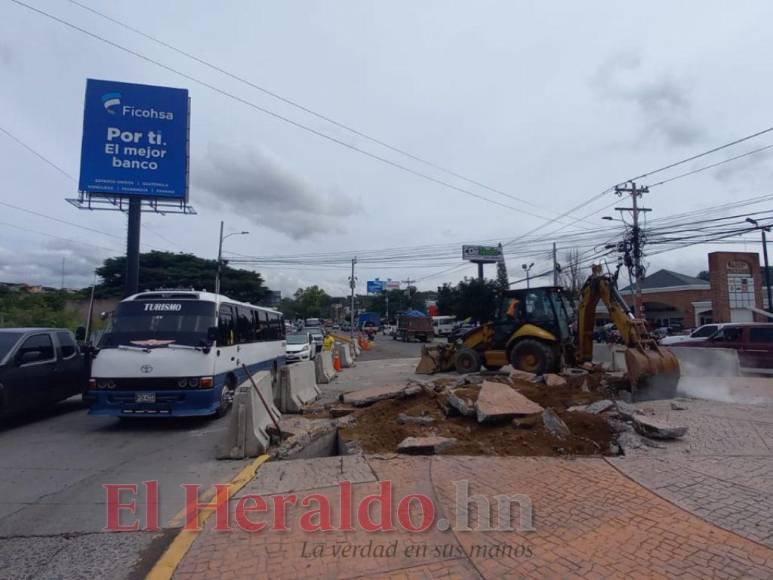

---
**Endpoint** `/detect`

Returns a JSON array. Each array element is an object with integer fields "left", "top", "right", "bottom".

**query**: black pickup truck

[{"left": 0, "top": 328, "right": 88, "bottom": 418}]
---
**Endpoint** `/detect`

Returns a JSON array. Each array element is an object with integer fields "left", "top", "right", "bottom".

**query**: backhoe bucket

[
  {"left": 624, "top": 343, "right": 680, "bottom": 399},
  {"left": 416, "top": 344, "right": 456, "bottom": 375}
]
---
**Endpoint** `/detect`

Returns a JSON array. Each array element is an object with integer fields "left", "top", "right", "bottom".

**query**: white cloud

[{"left": 195, "top": 142, "right": 362, "bottom": 240}]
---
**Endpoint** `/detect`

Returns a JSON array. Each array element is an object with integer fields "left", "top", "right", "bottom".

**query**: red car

[{"left": 677, "top": 323, "right": 773, "bottom": 375}]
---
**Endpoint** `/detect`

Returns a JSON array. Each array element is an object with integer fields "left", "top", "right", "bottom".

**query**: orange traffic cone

[{"left": 333, "top": 351, "right": 342, "bottom": 372}]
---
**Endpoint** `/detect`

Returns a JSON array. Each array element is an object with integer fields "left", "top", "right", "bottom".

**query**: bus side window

[
  {"left": 218, "top": 305, "right": 235, "bottom": 346},
  {"left": 237, "top": 307, "right": 254, "bottom": 344},
  {"left": 278, "top": 315, "right": 286, "bottom": 339},
  {"left": 257, "top": 311, "right": 269, "bottom": 341}
]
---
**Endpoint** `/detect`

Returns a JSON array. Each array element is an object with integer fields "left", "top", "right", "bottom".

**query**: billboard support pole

[
  {"left": 125, "top": 198, "right": 141, "bottom": 297},
  {"left": 477, "top": 262, "right": 484, "bottom": 281}
]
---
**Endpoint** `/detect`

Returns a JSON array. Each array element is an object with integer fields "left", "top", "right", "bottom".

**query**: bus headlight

[{"left": 95, "top": 379, "right": 116, "bottom": 390}]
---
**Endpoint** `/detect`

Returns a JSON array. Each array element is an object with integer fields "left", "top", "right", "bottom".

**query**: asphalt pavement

[{"left": 0, "top": 398, "right": 251, "bottom": 579}]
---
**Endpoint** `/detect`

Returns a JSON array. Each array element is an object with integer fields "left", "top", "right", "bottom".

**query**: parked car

[
  {"left": 659, "top": 323, "right": 727, "bottom": 346},
  {"left": 0, "top": 328, "right": 88, "bottom": 418},
  {"left": 285, "top": 332, "right": 316, "bottom": 363},
  {"left": 677, "top": 323, "right": 773, "bottom": 374}
]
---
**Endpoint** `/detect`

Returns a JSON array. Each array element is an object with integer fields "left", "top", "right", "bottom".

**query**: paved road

[{"left": 0, "top": 398, "right": 250, "bottom": 579}]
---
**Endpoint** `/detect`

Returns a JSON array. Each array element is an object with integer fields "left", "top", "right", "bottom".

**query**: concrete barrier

[
  {"left": 278, "top": 361, "right": 321, "bottom": 413},
  {"left": 336, "top": 342, "right": 354, "bottom": 368},
  {"left": 592, "top": 343, "right": 628, "bottom": 371},
  {"left": 216, "top": 371, "right": 281, "bottom": 459},
  {"left": 322, "top": 349, "right": 337, "bottom": 380},
  {"left": 315, "top": 351, "right": 335, "bottom": 384}
]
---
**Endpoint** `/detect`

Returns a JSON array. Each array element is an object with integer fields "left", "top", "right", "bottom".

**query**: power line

[
  {"left": 0, "top": 123, "right": 181, "bottom": 251},
  {"left": 65, "top": 0, "right": 578, "bottom": 219},
  {"left": 8, "top": 0, "right": 588, "bottom": 226},
  {"left": 648, "top": 143, "right": 773, "bottom": 188}
]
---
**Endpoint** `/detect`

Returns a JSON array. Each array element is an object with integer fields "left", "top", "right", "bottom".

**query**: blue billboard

[
  {"left": 79, "top": 79, "right": 189, "bottom": 200},
  {"left": 367, "top": 280, "right": 385, "bottom": 293}
]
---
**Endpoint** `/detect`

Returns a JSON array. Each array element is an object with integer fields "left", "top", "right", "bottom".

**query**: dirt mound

[{"left": 339, "top": 379, "right": 613, "bottom": 457}]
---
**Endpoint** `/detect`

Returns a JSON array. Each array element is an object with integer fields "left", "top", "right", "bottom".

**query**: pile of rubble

[{"left": 335, "top": 367, "right": 689, "bottom": 456}]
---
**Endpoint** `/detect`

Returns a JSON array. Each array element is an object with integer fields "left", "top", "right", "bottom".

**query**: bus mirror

[
  {"left": 207, "top": 326, "right": 218, "bottom": 343},
  {"left": 75, "top": 326, "right": 86, "bottom": 341}
]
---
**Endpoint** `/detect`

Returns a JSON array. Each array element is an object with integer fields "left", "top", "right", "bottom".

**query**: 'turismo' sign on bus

[{"left": 78, "top": 79, "right": 190, "bottom": 200}]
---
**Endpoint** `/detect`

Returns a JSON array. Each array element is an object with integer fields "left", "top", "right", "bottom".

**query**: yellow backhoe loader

[{"left": 416, "top": 265, "right": 679, "bottom": 393}]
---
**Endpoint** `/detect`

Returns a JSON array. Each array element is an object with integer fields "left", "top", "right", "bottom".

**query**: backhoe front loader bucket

[
  {"left": 416, "top": 344, "right": 457, "bottom": 374},
  {"left": 624, "top": 342, "right": 680, "bottom": 399}
]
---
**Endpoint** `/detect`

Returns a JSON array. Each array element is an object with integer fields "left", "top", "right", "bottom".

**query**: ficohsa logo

[
  {"left": 100, "top": 91, "right": 174, "bottom": 121},
  {"left": 101, "top": 92, "right": 121, "bottom": 114}
]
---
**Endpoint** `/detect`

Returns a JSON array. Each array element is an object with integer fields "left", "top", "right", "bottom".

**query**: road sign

[
  {"left": 462, "top": 245, "right": 502, "bottom": 263},
  {"left": 79, "top": 79, "right": 190, "bottom": 200},
  {"left": 385, "top": 280, "right": 401, "bottom": 290},
  {"left": 367, "top": 280, "right": 385, "bottom": 293}
]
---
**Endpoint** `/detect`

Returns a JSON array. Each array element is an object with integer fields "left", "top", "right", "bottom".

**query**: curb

[{"left": 146, "top": 454, "right": 270, "bottom": 580}]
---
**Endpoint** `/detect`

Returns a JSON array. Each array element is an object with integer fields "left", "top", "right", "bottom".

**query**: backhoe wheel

[
  {"left": 454, "top": 348, "right": 481, "bottom": 374},
  {"left": 510, "top": 339, "right": 556, "bottom": 376}
]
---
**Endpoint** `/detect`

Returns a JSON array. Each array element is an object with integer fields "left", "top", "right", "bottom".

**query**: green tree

[
  {"left": 435, "top": 278, "right": 497, "bottom": 322},
  {"left": 292, "top": 286, "right": 331, "bottom": 319},
  {"left": 95, "top": 251, "right": 269, "bottom": 303},
  {"left": 697, "top": 270, "right": 710, "bottom": 281},
  {"left": 496, "top": 245, "right": 509, "bottom": 292}
]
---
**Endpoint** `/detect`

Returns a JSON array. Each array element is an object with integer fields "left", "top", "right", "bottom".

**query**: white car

[
  {"left": 285, "top": 333, "right": 316, "bottom": 363},
  {"left": 659, "top": 324, "right": 725, "bottom": 346}
]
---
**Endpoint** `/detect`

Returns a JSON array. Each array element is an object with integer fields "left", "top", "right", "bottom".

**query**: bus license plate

[{"left": 135, "top": 392, "right": 156, "bottom": 403}]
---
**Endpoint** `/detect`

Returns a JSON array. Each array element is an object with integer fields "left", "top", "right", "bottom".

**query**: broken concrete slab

[
  {"left": 341, "top": 384, "right": 421, "bottom": 407},
  {"left": 510, "top": 369, "right": 537, "bottom": 382},
  {"left": 567, "top": 405, "right": 587, "bottom": 413},
  {"left": 632, "top": 415, "right": 688, "bottom": 440},
  {"left": 544, "top": 373, "right": 568, "bottom": 388},
  {"left": 476, "top": 381, "right": 544, "bottom": 423},
  {"left": 670, "top": 401, "right": 688, "bottom": 411},
  {"left": 397, "top": 436, "right": 456, "bottom": 455},
  {"left": 614, "top": 400, "right": 642, "bottom": 420},
  {"left": 617, "top": 431, "right": 644, "bottom": 453},
  {"left": 447, "top": 390, "right": 477, "bottom": 417},
  {"left": 543, "top": 408, "right": 571, "bottom": 439},
  {"left": 397, "top": 413, "right": 435, "bottom": 426},
  {"left": 585, "top": 399, "right": 614, "bottom": 415}
]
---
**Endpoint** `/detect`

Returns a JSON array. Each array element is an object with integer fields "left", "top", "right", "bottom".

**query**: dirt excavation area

[{"left": 332, "top": 367, "right": 675, "bottom": 457}]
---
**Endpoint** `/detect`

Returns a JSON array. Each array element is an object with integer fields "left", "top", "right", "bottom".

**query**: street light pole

[
  {"left": 522, "top": 262, "right": 534, "bottom": 288},
  {"left": 746, "top": 218, "right": 773, "bottom": 313},
  {"left": 215, "top": 221, "right": 249, "bottom": 296}
]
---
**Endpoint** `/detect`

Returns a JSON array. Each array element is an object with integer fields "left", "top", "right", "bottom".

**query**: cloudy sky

[{"left": 1, "top": 1, "right": 773, "bottom": 296}]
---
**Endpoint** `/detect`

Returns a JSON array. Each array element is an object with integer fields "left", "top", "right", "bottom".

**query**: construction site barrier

[
  {"left": 216, "top": 370, "right": 281, "bottom": 459},
  {"left": 336, "top": 342, "right": 354, "bottom": 368},
  {"left": 278, "top": 361, "right": 321, "bottom": 413},
  {"left": 315, "top": 350, "right": 336, "bottom": 384}
]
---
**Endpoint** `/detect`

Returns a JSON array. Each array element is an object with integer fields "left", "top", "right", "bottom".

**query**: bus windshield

[{"left": 99, "top": 300, "right": 217, "bottom": 348}]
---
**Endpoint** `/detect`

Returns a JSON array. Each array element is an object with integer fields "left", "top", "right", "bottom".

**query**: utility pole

[
  {"left": 215, "top": 221, "right": 249, "bottom": 296},
  {"left": 402, "top": 278, "right": 416, "bottom": 308},
  {"left": 60, "top": 256, "right": 65, "bottom": 290},
  {"left": 614, "top": 181, "right": 651, "bottom": 318},
  {"left": 552, "top": 242, "right": 559, "bottom": 286},
  {"left": 215, "top": 220, "right": 224, "bottom": 295},
  {"left": 125, "top": 198, "right": 142, "bottom": 297},
  {"left": 349, "top": 257, "right": 357, "bottom": 339},
  {"left": 746, "top": 218, "right": 773, "bottom": 313}
]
